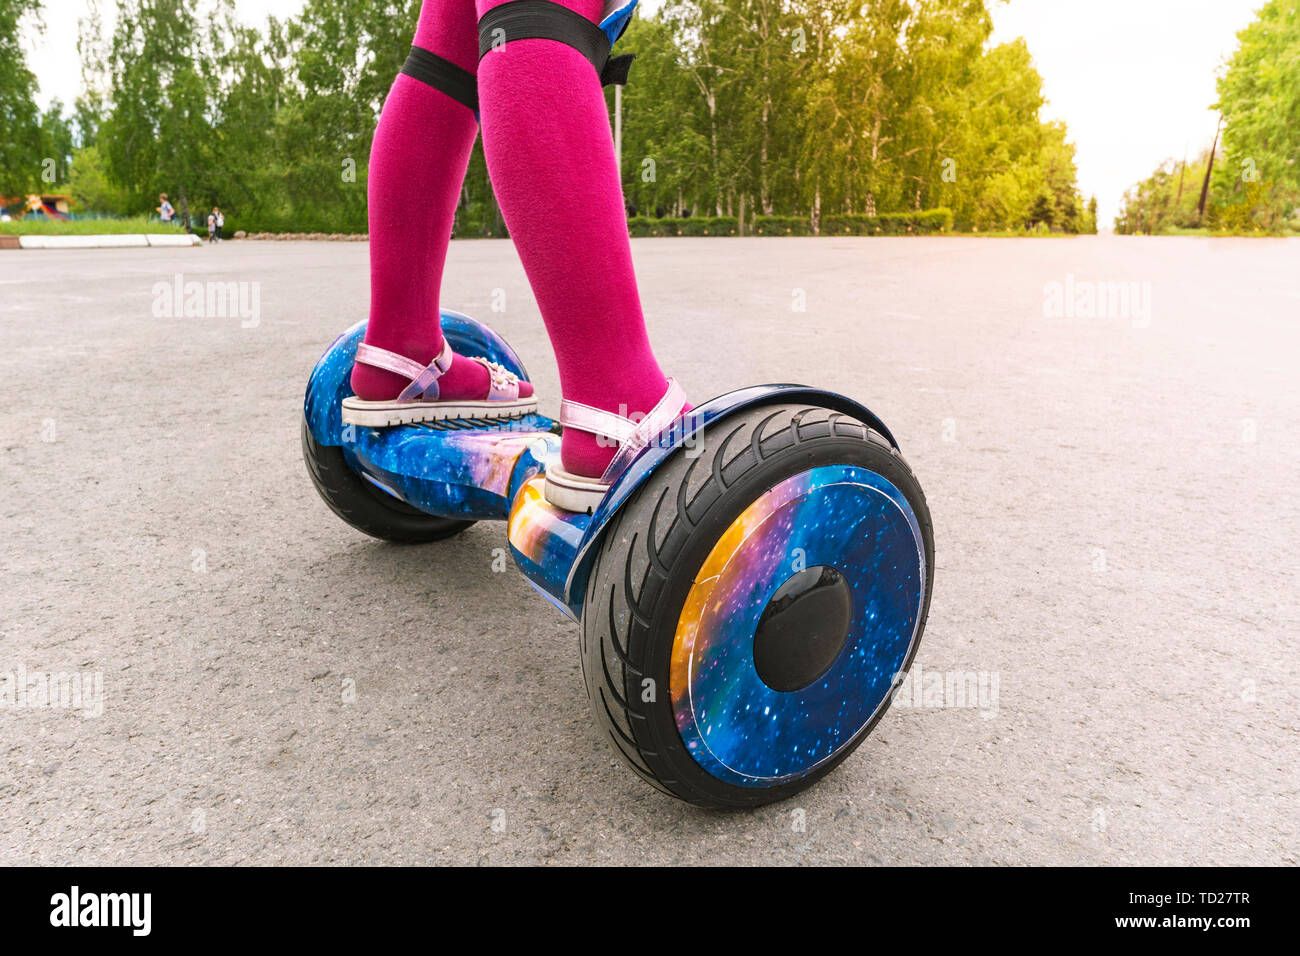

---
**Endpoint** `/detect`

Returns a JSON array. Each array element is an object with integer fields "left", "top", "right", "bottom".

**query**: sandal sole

[
  {"left": 543, "top": 465, "right": 611, "bottom": 515},
  {"left": 340, "top": 397, "right": 538, "bottom": 428}
]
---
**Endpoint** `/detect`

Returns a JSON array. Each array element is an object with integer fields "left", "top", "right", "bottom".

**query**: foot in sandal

[
  {"left": 544, "top": 379, "right": 689, "bottom": 514},
  {"left": 342, "top": 337, "right": 536, "bottom": 427}
]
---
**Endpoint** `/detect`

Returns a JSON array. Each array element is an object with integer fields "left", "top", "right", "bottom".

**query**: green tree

[
  {"left": 98, "top": 0, "right": 220, "bottom": 223},
  {"left": 617, "top": 11, "right": 715, "bottom": 217},
  {"left": 1213, "top": 0, "right": 1300, "bottom": 226},
  {"left": 1083, "top": 195, "right": 1098, "bottom": 234},
  {"left": 38, "top": 98, "right": 76, "bottom": 184},
  {"left": 272, "top": 0, "right": 420, "bottom": 231},
  {"left": 66, "top": 142, "right": 130, "bottom": 213},
  {"left": 938, "top": 39, "right": 1073, "bottom": 231},
  {"left": 1038, "top": 121, "right": 1082, "bottom": 231},
  {"left": 76, "top": 0, "right": 1086, "bottom": 234},
  {"left": 0, "top": 0, "right": 45, "bottom": 195},
  {"left": 617, "top": 1, "right": 1081, "bottom": 232},
  {"left": 74, "top": 0, "right": 111, "bottom": 147},
  {"left": 206, "top": 13, "right": 294, "bottom": 224}
]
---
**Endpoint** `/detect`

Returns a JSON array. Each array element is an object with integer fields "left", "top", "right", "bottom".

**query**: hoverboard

[{"left": 303, "top": 312, "right": 934, "bottom": 808}]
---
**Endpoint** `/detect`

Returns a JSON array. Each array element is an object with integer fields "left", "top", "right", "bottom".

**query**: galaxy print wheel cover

[{"left": 670, "top": 465, "right": 925, "bottom": 787}]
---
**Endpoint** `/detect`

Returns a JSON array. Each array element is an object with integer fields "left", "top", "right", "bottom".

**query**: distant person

[
  {"left": 157, "top": 194, "right": 174, "bottom": 224},
  {"left": 207, "top": 210, "right": 217, "bottom": 244},
  {"left": 213, "top": 207, "right": 224, "bottom": 242}
]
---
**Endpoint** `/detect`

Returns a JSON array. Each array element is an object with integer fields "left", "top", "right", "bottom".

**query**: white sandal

[
  {"left": 341, "top": 339, "right": 537, "bottom": 427},
  {"left": 544, "top": 379, "right": 687, "bottom": 513}
]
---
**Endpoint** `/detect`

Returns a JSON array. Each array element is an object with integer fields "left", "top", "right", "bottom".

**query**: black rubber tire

[
  {"left": 580, "top": 403, "right": 935, "bottom": 809},
  {"left": 300, "top": 416, "right": 474, "bottom": 543}
]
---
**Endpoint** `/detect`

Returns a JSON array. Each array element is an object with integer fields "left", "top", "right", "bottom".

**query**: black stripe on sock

[{"left": 400, "top": 46, "right": 478, "bottom": 112}]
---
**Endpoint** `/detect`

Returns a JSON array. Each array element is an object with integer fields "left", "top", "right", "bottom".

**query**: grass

[
  {"left": 1158, "top": 225, "right": 1300, "bottom": 238},
  {"left": 0, "top": 215, "right": 182, "bottom": 236}
]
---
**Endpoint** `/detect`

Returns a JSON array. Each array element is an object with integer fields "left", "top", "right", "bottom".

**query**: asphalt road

[{"left": 2, "top": 236, "right": 1296, "bottom": 865}]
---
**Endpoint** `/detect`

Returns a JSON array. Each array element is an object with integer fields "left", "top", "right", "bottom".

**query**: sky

[
  {"left": 23, "top": 0, "right": 1266, "bottom": 228},
  {"left": 988, "top": 0, "right": 1264, "bottom": 226}
]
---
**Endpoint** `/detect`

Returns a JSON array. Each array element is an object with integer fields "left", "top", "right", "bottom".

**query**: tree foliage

[
  {"left": 1117, "top": 1, "right": 1299, "bottom": 234},
  {"left": 1, "top": 0, "right": 47, "bottom": 195},
  {"left": 37, "top": 0, "right": 1087, "bottom": 234},
  {"left": 1212, "top": 0, "right": 1300, "bottom": 230},
  {"left": 618, "top": 0, "right": 1088, "bottom": 232},
  {"left": 1115, "top": 150, "right": 1215, "bottom": 235}
]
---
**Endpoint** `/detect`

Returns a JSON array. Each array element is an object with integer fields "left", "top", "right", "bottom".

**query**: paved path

[{"left": 2, "top": 236, "right": 1296, "bottom": 864}]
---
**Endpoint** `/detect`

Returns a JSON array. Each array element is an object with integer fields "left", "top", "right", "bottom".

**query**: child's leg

[
  {"left": 475, "top": 0, "right": 682, "bottom": 478},
  {"left": 352, "top": 0, "right": 532, "bottom": 404}
]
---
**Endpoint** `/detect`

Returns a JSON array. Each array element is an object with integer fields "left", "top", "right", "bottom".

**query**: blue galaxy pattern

[
  {"left": 670, "top": 465, "right": 925, "bottom": 787},
  {"left": 304, "top": 313, "right": 552, "bottom": 521},
  {"left": 347, "top": 420, "right": 557, "bottom": 521},
  {"left": 507, "top": 476, "right": 591, "bottom": 618}
]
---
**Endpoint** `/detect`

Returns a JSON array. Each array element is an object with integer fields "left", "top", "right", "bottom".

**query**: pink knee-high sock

[
  {"left": 476, "top": 0, "right": 681, "bottom": 477},
  {"left": 352, "top": 0, "right": 532, "bottom": 404}
]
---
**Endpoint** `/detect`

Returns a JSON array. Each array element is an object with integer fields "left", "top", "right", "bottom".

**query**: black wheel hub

[{"left": 753, "top": 566, "right": 853, "bottom": 692}]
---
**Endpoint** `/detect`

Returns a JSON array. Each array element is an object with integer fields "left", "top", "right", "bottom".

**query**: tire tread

[{"left": 580, "top": 403, "right": 933, "bottom": 807}]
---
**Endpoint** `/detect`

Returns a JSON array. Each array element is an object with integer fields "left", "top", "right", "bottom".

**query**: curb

[{"left": 3, "top": 233, "right": 203, "bottom": 249}]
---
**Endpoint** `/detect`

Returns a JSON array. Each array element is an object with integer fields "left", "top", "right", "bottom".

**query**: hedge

[
  {"left": 822, "top": 209, "right": 953, "bottom": 235},
  {"left": 756, "top": 208, "right": 953, "bottom": 236},
  {"left": 628, "top": 216, "right": 740, "bottom": 237},
  {"left": 225, "top": 206, "right": 367, "bottom": 236},
  {"left": 752, "top": 216, "right": 813, "bottom": 236},
  {"left": 223, "top": 207, "right": 954, "bottom": 240}
]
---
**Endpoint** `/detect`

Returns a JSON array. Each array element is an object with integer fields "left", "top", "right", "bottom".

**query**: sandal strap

[
  {"left": 558, "top": 400, "right": 639, "bottom": 446},
  {"left": 355, "top": 339, "right": 454, "bottom": 402},
  {"left": 560, "top": 378, "right": 685, "bottom": 483},
  {"left": 473, "top": 357, "right": 521, "bottom": 401}
]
